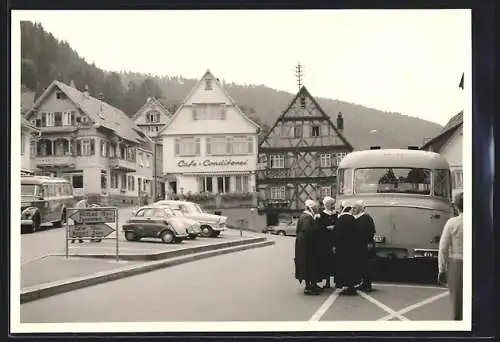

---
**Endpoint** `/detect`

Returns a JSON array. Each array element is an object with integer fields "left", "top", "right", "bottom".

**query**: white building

[
  {"left": 158, "top": 70, "right": 260, "bottom": 196},
  {"left": 422, "top": 111, "right": 463, "bottom": 199},
  {"left": 21, "top": 117, "right": 39, "bottom": 175}
]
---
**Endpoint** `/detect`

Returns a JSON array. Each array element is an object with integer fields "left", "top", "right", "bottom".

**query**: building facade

[
  {"left": 257, "top": 86, "right": 354, "bottom": 225},
  {"left": 24, "top": 80, "right": 154, "bottom": 206},
  {"left": 21, "top": 117, "right": 39, "bottom": 175},
  {"left": 158, "top": 70, "right": 260, "bottom": 197},
  {"left": 422, "top": 111, "right": 463, "bottom": 199},
  {"left": 133, "top": 97, "right": 172, "bottom": 200}
]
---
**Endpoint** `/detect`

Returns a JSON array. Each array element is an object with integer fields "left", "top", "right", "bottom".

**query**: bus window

[
  {"left": 433, "top": 169, "right": 451, "bottom": 200},
  {"left": 354, "top": 168, "right": 431, "bottom": 195},
  {"left": 338, "top": 168, "right": 353, "bottom": 195}
]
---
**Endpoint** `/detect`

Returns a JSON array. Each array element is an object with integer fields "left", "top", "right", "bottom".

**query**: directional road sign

[
  {"left": 69, "top": 208, "right": 116, "bottom": 224},
  {"left": 69, "top": 223, "right": 115, "bottom": 238}
]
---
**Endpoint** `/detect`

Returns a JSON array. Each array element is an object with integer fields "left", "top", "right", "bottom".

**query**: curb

[
  {"left": 52, "top": 236, "right": 267, "bottom": 261},
  {"left": 21, "top": 240, "right": 275, "bottom": 304}
]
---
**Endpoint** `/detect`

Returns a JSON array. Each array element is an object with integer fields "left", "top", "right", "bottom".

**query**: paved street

[{"left": 21, "top": 234, "right": 452, "bottom": 323}]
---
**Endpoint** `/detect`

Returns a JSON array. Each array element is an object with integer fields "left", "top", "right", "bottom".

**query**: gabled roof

[
  {"left": 157, "top": 69, "right": 260, "bottom": 135},
  {"left": 131, "top": 97, "right": 172, "bottom": 121},
  {"left": 422, "top": 111, "right": 463, "bottom": 150},
  {"left": 25, "top": 80, "right": 151, "bottom": 149},
  {"left": 259, "top": 86, "right": 354, "bottom": 150},
  {"left": 21, "top": 117, "right": 39, "bottom": 132}
]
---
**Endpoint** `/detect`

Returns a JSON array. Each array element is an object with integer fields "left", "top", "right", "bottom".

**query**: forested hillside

[{"left": 20, "top": 21, "right": 442, "bottom": 149}]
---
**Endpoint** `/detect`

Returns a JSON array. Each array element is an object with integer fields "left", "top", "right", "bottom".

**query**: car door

[{"left": 130, "top": 208, "right": 156, "bottom": 237}]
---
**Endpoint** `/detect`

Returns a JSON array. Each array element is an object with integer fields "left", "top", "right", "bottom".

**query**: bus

[
  {"left": 336, "top": 148, "right": 454, "bottom": 260},
  {"left": 21, "top": 176, "right": 76, "bottom": 233}
]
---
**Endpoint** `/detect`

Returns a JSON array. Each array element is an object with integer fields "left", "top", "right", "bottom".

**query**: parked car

[
  {"left": 122, "top": 206, "right": 189, "bottom": 243},
  {"left": 268, "top": 220, "right": 298, "bottom": 236},
  {"left": 153, "top": 200, "right": 227, "bottom": 237},
  {"left": 155, "top": 205, "right": 201, "bottom": 239}
]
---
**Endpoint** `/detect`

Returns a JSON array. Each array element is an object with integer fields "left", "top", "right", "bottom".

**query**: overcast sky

[{"left": 14, "top": 10, "right": 470, "bottom": 126}]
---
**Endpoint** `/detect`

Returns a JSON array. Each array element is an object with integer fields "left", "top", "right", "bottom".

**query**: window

[
  {"left": 135, "top": 208, "right": 155, "bottom": 217},
  {"left": 30, "top": 141, "right": 36, "bottom": 157},
  {"left": 320, "top": 153, "right": 332, "bottom": 168},
  {"left": 270, "top": 155, "right": 285, "bottom": 169},
  {"left": 205, "top": 78, "right": 213, "bottom": 90},
  {"left": 271, "top": 186, "right": 286, "bottom": 200},
  {"left": 127, "top": 176, "right": 135, "bottom": 191},
  {"left": 146, "top": 110, "right": 160, "bottom": 123},
  {"left": 46, "top": 112, "right": 55, "bottom": 127},
  {"left": 452, "top": 169, "right": 463, "bottom": 189},
  {"left": 192, "top": 104, "right": 225, "bottom": 120},
  {"left": 175, "top": 137, "right": 200, "bottom": 157},
  {"left": 311, "top": 125, "right": 321, "bottom": 137},
  {"left": 294, "top": 124, "right": 302, "bottom": 138},
  {"left": 72, "top": 175, "right": 84, "bottom": 188},
  {"left": 224, "top": 176, "right": 231, "bottom": 193},
  {"left": 101, "top": 175, "right": 107, "bottom": 189},
  {"left": 199, "top": 176, "right": 213, "bottom": 192},
  {"left": 217, "top": 177, "right": 224, "bottom": 193},
  {"left": 235, "top": 175, "right": 250, "bottom": 193},
  {"left": 121, "top": 174, "right": 127, "bottom": 190},
  {"left": 101, "top": 141, "right": 108, "bottom": 157},
  {"left": 80, "top": 139, "right": 94, "bottom": 156},
  {"left": 21, "top": 133, "right": 26, "bottom": 155},
  {"left": 353, "top": 168, "right": 431, "bottom": 195},
  {"left": 433, "top": 169, "right": 451, "bottom": 200},
  {"left": 337, "top": 168, "right": 353, "bottom": 195},
  {"left": 333, "top": 152, "right": 347, "bottom": 166},
  {"left": 138, "top": 152, "right": 144, "bottom": 167},
  {"left": 320, "top": 186, "right": 331, "bottom": 198},
  {"left": 56, "top": 91, "right": 66, "bottom": 100},
  {"left": 146, "top": 154, "right": 151, "bottom": 168},
  {"left": 207, "top": 137, "right": 228, "bottom": 155},
  {"left": 54, "top": 112, "right": 63, "bottom": 126}
]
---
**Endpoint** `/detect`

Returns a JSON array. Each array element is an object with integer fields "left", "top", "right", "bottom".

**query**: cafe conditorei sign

[{"left": 177, "top": 159, "right": 249, "bottom": 168}]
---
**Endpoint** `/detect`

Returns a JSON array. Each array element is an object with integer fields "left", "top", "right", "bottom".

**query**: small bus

[
  {"left": 336, "top": 148, "right": 454, "bottom": 260},
  {"left": 21, "top": 176, "right": 75, "bottom": 233}
]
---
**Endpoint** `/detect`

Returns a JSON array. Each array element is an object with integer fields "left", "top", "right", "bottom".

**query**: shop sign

[{"left": 177, "top": 159, "right": 249, "bottom": 168}]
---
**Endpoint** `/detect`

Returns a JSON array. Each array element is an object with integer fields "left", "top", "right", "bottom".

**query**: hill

[{"left": 20, "top": 21, "right": 442, "bottom": 150}]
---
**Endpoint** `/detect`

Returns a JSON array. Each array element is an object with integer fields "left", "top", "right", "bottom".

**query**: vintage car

[
  {"left": 153, "top": 200, "right": 227, "bottom": 237},
  {"left": 155, "top": 205, "right": 202, "bottom": 239},
  {"left": 267, "top": 220, "right": 298, "bottom": 236},
  {"left": 122, "top": 206, "right": 190, "bottom": 243}
]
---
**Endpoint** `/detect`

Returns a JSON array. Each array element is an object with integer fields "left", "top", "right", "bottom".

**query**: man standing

[
  {"left": 316, "top": 196, "right": 338, "bottom": 289},
  {"left": 353, "top": 200, "right": 376, "bottom": 292},
  {"left": 333, "top": 201, "right": 364, "bottom": 295},
  {"left": 438, "top": 192, "right": 463, "bottom": 320},
  {"left": 294, "top": 199, "right": 322, "bottom": 295}
]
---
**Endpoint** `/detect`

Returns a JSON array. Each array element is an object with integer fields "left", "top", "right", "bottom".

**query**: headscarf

[
  {"left": 339, "top": 200, "right": 353, "bottom": 217},
  {"left": 304, "top": 199, "right": 318, "bottom": 218},
  {"left": 353, "top": 200, "right": 366, "bottom": 219},
  {"left": 322, "top": 196, "right": 336, "bottom": 215}
]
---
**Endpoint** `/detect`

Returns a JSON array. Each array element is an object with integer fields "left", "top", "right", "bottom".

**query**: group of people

[{"left": 294, "top": 196, "right": 376, "bottom": 296}]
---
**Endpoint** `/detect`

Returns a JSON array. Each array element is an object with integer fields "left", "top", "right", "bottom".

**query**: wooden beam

[
  {"left": 259, "top": 146, "right": 351, "bottom": 153},
  {"left": 279, "top": 116, "right": 326, "bottom": 122}
]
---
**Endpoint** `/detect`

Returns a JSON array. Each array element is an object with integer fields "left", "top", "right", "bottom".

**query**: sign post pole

[
  {"left": 115, "top": 208, "right": 119, "bottom": 263},
  {"left": 65, "top": 209, "right": 70, "bottom": 259}
]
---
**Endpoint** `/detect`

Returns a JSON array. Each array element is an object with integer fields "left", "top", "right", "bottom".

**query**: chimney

[
  {"left": 84, "top": 84, "right": 89, "bottom": 96},
  {"left": 337, "top": 112, "right": 344, "bottom": 131}
]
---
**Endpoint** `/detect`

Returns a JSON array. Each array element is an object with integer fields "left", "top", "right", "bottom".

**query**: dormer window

[
  {"left": 205, "top": 78, "right": 213, "bottom": 90},
  {"left": 56, "top": 91, "right": 66, "bottom": 100}
]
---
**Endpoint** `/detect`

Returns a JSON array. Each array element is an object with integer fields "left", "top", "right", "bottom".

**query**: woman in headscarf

[
  {"left": 353, "top": 200, "right": 376, "bottom": 292},
  {"left": 294, "top": 199, "right": 323, "bottom": 295},
  {"left": 332, "top": 200, "right": 364, "bottom": 295},
  {"left": 316, "top": 196, "right": 338, "bottom": 289}
]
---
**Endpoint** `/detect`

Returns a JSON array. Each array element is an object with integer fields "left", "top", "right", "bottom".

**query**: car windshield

[
  {"left": 171, "top": 209, "right": 183, "bottom": 216},
  {"left": 181, "top": 203, "right": 203, "bottom": 215},
  {"left": 135, "top": 208, "right": 156, "bottom": 217},
  {"left": 21, "top": 184, "right": 40, "bottom": 197},
  {"left": 354, "top": 167, "right": 431, "bottom": 195},
  {"left": 153, "top": 208, "right": 174, "bottom": 217}
]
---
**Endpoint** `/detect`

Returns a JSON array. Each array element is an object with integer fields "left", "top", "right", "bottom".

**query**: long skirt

[{"left": 447, "top": 259, "right": 463, "bottom": 321}]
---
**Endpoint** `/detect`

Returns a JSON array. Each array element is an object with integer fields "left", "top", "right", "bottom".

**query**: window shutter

[
  {"left": 90, "top": 139, "right": 95, "bottom": 155},
  {"left": 175, "top": 138, "right": 180, "bottom": 156},
  {"left": 206, "top": 138, "right": 211, "bottom": 155},
  {"left": 76, "top": 140, "right": 81, "bottom": 156},
  {"left": 195, "top": 138, "right": 200, "bottom": 155}
]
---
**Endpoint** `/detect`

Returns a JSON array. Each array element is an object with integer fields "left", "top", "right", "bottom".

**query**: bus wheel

[
  {"left": 53, "top": 210, "right": 66, "bottom": 228},
  {"left": 31, "top": 215, "right": 40, "bottom": 233}
]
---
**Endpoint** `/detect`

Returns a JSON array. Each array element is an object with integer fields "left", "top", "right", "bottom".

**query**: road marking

[
  {"left": 378, "top": 290, "right": 449, "bottom": 321},
  {"left": 309, "top": 290, "right": 340, "bottom": 321},
  {"left": 21, "top": 254, "right": 51, "bottom": 266},
  {"left": 374, "top": 282, "right": 446, "bottom": 290},
  {"left": 357, "top": 290, "right": 410, "bottom": 321}
]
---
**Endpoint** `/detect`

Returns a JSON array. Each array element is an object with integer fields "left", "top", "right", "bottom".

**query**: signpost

[{"left": 66, "top": 207, "right": 120, "bottom": 262}]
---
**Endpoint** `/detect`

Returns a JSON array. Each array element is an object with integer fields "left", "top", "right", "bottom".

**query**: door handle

[{"left": 431, "top": 214, "right": 441, "bottom": 219}]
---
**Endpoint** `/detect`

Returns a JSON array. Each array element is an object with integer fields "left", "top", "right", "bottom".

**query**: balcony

[
  {"left": 109, "top": 158, "right": 136, "bottom": 172},
  {"left": 36, "top": 155, "right": 76, "bottom": 168}
]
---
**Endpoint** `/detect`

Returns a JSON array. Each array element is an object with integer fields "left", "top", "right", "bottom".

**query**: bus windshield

[
  {"left": 354, "top": 168, "right": 431, "bottom": 195},
  {"left": 21, "top": 184, "right": 40, "bottom": 197}
]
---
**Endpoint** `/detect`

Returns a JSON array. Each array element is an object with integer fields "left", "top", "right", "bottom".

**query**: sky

[{"left": 13, "top": 10, "right": 471, "bottom": 126}]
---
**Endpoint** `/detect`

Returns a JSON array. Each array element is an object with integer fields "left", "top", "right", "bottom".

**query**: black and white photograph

[{"left": 10, "top": 9, "right": 473, "bottom": 333}]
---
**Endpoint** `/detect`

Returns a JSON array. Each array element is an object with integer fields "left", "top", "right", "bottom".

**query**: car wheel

[
  {"left": 212, "top": 230, "right": 221, "bottom": 237},
  {"left": 161, "top": 230, "right": 175, "bottom": 244},
  {"left": 278, "top": 230, "right": 286, "bottom": 236},
  {"left": 125, "top": 231, "right": 137, "bottom": 241},
  {"left": 189, "top": 234, "right": 197, "bottom": 240},
  {"left": 201, "top": 225, "right": 213, "bottom": 237},
  {"left": 31, "top": 214, "right": 40, "bottom": 233}
]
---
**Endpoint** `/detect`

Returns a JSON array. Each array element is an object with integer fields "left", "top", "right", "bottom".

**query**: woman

[
  {"left": 294, "top": 199, "right": 323, "bottom": 295},
  {"left": 316, "top": 196, "right": 338, "bottom": 289},
  {"left": 332, "top": 201, "right": 364, "bottom": 295},
  {"left": 353, "top": 200, "right": 376, "bottom": 292}
]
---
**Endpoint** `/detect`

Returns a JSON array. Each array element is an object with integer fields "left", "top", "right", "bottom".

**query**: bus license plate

[{"left": 374, "top": 235, "right": 385, "bottom": 243}]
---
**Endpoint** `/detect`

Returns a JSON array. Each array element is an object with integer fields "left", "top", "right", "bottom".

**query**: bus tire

[{"left": 53, "top": 209, "right": 67, "bottom": 228}]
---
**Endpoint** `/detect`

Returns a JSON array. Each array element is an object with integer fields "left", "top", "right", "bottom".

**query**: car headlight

[{"left": 21, "top": 208, "right": 32, "bottom": 219}]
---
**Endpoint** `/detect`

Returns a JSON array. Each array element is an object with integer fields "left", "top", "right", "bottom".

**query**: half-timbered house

[{"left": 257, "top": 86, "right": 354, "bottom": 225}]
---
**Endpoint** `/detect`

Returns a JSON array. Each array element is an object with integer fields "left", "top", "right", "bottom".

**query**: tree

[{"left": 21, "top": 58, "right": 38, "bottom": 91}]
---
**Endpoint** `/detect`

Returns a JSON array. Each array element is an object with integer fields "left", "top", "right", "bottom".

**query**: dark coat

[
  {"left": 355, "top": 212, "right": 377, "bottom": 258},
  {"left": 332, "top": 213, "right": 365, "bottom": 286},
  {"left": 294, "top": 212, "right": 322, "bottom": 283},
  {"left": 316, "top": 211, "right": 337, "bottom": 279}
]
